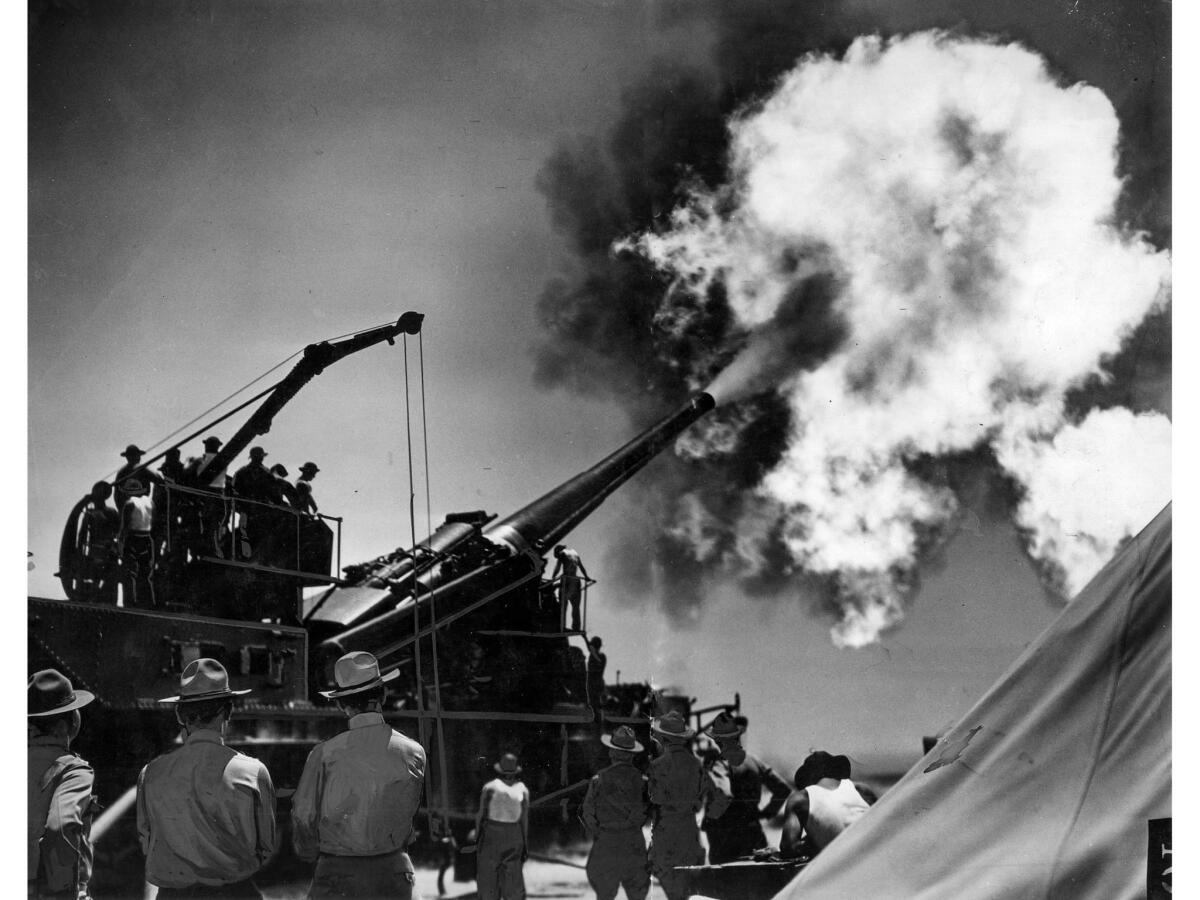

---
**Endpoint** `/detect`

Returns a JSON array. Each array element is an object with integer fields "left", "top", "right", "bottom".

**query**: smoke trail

[{"left": 622, "top": 32, "right": 1169, "bottom": 645}]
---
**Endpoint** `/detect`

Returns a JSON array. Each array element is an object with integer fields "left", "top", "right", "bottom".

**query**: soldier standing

[
  {"left": 137, "top": 658, "right": 277, "bottom": 898},
  {"left": 646, "top": 710, "right": 728, "bottom": 900},
  {"left": 292, "top": 651, "right": 427, "bottom": 899},
  {"left": 550, "top": 545, "right": 589, "bottom": 631},
  {"left": 701, "top": 713, "right": 792, "bottom": 863},
  {"left": 295, "top": 461, "right": 320, "bottom": 514},
  {"left": 581, "top": 726, "right": 651, "bottom": 900},
  {"left": 28, "top": 670, "right": 97, "bottom": 900},
  {"left": 474, "top": 753, "right": 530, "bottom": 900},
  {"left": 114, "top": 443, "right": 162, "bottom": 511}
]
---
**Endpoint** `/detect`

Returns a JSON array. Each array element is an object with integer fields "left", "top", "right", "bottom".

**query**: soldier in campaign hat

[
  {"left": 295, "top": 461, "right": 321, "bottom": 515},
  {"left": 292, "top": 651, "right": 426, "bottom": 899},
  {"left": 474, "top": 751, "right": 530, "bottom": 900},
  {"left": 137, "top": 659, "right": 276, "bottom": 898},
  {"left": 646, "top": 710, "right": 729, "bottom": 900},
  {"left": 780, "top": 750, "right": 869, "bottom": 859},
  {"left": 581, "top": 726, "right": 651, "bottom": 900},
  {"left": 28, "top": 670, "right": 97, "bottom": 900}
]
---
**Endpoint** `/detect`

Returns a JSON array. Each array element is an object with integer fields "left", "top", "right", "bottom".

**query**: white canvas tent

[{"left": 777, "top": 503, "right": 1171, "bottom": 899}]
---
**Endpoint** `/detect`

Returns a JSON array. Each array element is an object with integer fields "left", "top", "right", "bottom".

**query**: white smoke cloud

[{"left": 627, "top": 32, "right": 1170, "bottom": 645}]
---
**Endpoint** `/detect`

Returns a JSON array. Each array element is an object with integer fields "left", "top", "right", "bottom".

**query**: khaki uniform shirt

[
  {"left": 648, "top": 743, "right": 728, "bottom": 819},
  {"left": 291, "top": 712, "right": 426, "bottom": 859},
  {"left": 581, "top": 761, "right": 648, "bottom": 834},
  {"left": 137, "top": 729, "right": 277, "bottom": 888},
  {"left": 28, "top": 736, "right": 95, "bottom": 896}
]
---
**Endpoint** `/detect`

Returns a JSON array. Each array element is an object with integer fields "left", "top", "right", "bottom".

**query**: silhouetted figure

[
  {"left": 28, "top": 669, "right": 97, "bottom": 900},
  {"left": 702, "top": 713, "right": 792, "bottom": 863},
  {"left": 79, "top": 481, "right": 120, "bottom": 604},
  {"left": 295, "top": 461, "right": 320, "bottom": 514},
  {"left": 117, "top": 485, "right": 156, "bottom": 608},
  {"left": 582, "top": 726, "right": 651, "bottom": 900},
  {"left": 233, "top": 447, "right": 280, "bottom": 560},
  {"left": 270, "top": 464, "right": 300, "bottom": 507},
  {"left": 114, "top": 444, "right": 162, "bottom": 511},
  {"left": 158, "top": 447, "right": 185, "bottom": 484},
  {"left": 780, "top": 751, "right": 869, "bottom": 860},
  {"left": 647, "top": 710, "right": 728, "bottom": 900},
  {"left": 586, "top": 636, "right": 607, "bottom": 711},
  {"left": 551, "top": 545, "right": 589, "bottom": 631},
  {"left": 184, "top": 435, "right": 229, "bottom": 558},
  {"left": 475, "top": 753, "right": 529, "bottom": 900}
]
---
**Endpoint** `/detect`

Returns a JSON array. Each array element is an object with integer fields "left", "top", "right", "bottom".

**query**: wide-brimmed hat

[
  {"left": 159, "top": 658, "right": 251, "bottom": 704},
  {"left": 319, "top": 650, "right": 398, "bottom": 699},
  {"left": 121, "top": 444, "right": 145, "bottom": 459},
  {"left": 29, "top": 669, "right": 95, "bottom": 717},
  {"left": 650, "top": 709, "right": 695, "bottom": 739},
  {"left": 794, "top": 751, "right": 851, "bottom": 787},
  {"left": 494, "top": 752, "right": 523, "bottom": 775},
  {"left": 299, "top": 461, "right": 320, "bottom": 474},
  {"left": 249, "top": 446, "right": 268, "bottom": 460},
  {"left": 705, "top": 711, "right": 745, "bottom": 741},
  {"left": 600, "top": 725, "right": 643, "bottom": 753},
  {"left": 203, "top": 436, "right": 223, "bottom": 450}
]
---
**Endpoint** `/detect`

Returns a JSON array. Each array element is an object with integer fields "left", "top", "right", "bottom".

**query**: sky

[{"left": 25, "top": 0, "right": 1175, "bottom": 778}]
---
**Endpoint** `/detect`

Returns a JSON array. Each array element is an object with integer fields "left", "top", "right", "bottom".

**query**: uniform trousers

[
  {"left": 704, "top": 814, "right": 768, "bottom": 863},
  {"left": 156, "top": 879, "right": 261, "bottom": 899},
  {"left": 308, "top": 850, "right": 415, "bottom": 900},
  {"left": 586, "top": 827, "right": 649, "bottom": 900},
  {"left": 648, "top": 813, "right": 704, "bottom": 900},
  {"left": 477, "top": 820, "right": 525, "bottom": 900}
]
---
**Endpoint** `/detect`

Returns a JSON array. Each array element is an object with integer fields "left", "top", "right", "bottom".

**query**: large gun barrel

[{"left": 311, "top": 392, "right": 715, "bottom": 678}]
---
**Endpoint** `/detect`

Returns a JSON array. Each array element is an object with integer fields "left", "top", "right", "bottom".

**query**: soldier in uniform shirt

[
  {"left": 28, "top": 670, "right": 97, "bottom": 900},
  {"left": 646, "top": 710, "right": 729, "bottom": 900},
  {"left": 701, "top": 713, "right": 793, "bottom": 863},
  {"left": 292, "top": 651, "right": 427, "bottom": 899},
  {"left": 137, "top": 659, "right": 277, "bottom": 898},
  {"left": 581, "top": 726, "right": 651, "bottom": 900}
]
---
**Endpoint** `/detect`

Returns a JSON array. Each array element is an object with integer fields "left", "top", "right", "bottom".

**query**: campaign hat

[
  {"left": 319, "top": 650, "right": 398, "bottom": 699},
  {"left": 494, "top": 752, "right": 523, "bottom": 775},
  {"left": 705, "top": 711, "right": 745, "bottom": 740},
  {"left": 600, "top": 725, "right": 643, "bottom": 753},
  {"left": 159, "top": 658, "right": 251, "bottom": 703},
  {"left": 202, "top": 436, "right": 223, "bottom": 450},
  {"left": 249, "top": 446, "right": 268, "bottom": 460},
  {"left": 121, "top": 444, "right": 145, "bottom": 458},
  {"left": 299, "top": 461, "right": 320, "bottom": 475},
  {"left": 29, "top": 669, "right": 95, "bottom": 717},
  {"left": 794, "top": 750, "right": 851, "bottom": 787},
  {"left": 650, "top": 709, "right": 695, "bottom": 739}
]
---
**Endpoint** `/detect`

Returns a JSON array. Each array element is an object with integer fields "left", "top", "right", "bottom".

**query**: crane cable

[
  {"left": 401, "top": 334, "right": 429, "bottom": 826},
  {"left": 418, "top": 330, "right": 453, "bottom": 841}
]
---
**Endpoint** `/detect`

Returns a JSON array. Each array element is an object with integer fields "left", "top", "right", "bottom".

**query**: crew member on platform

[
  {"left": 581, "top": 726, "right": 650, "bottom": 900},
  {"left": 158, "top": 447, "right": 186, "bottom": 483},
  {"left": 114, "top": 443, "right": 162, "bottom": 510},
  {"left": 137, "top": 658, "right": 277, "bottom": 898},
  {"left": 550, "top": 545, "right": 589, "bottom": 631},
  {"left": 295, "top": 461, "right": 320, "bottom": 514},
  {"left": 185, "top": 436, "right": 230, "bottom": 555},
  {"left": 586, "top": 636, "right": 607, "bottom": 711},
  {"left": 701, "top": 713, "right": 792, "bottom": 864},
  {"left": 474, "top": 752, "right": 530, "bottom": 900},
  {"left": 780, "top": 750, "right": 869, "bottom": 859},
  {"left": 28, "top": 669, "right": 97, "bottom": 900},
  {"left": 647, "top": 710, "right": 728, "bottom": 900},
  {"left": 269, "top": 464, "right": 299, "bottom": 508},
  {"left": 117, "top": 481, "right": 157, "bottom": 608},
  {"left": 79, "top": 481, "right": 120, "bottom": 604},
  {"left": 292, "top": 651, "right": 427, "bottom": 900}
]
